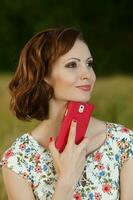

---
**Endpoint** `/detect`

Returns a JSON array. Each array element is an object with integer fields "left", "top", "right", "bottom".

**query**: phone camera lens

[{"left": 79, "top": 105, "right": 84, "bottom": 113}]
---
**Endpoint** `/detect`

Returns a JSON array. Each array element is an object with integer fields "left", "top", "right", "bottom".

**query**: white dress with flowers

[{"left": 1, "top": 122, "right": 133, "bottom": 200}]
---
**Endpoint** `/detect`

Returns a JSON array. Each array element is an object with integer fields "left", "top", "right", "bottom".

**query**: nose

[{"left": 79, "top": 63, "right": 92, "bottom": 80}]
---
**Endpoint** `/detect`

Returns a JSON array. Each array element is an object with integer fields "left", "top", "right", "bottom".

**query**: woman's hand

[{"left": 48, "top": 119, "right": 89, "bottom": 186}]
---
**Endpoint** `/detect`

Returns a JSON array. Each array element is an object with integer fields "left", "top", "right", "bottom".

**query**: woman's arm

[
  {"left": 2, "top": 166, "right": 75, "bottom": 200},
  {"left": 2, "top": 166, "right": 35, "bottom": 200},
  {"left": 52, "top": 176, "right": 75, "bottom": 200},
  {"left": 120, "top": 158, "right": 133, "bottom": 200}
]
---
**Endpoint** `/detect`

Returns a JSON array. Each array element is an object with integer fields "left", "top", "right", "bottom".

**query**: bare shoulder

[{"left": 2, "top": 166, "right": 35, "bottom": 200}]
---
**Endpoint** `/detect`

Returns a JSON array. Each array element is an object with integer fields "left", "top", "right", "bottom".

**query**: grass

[{"left": 0, "top": 73, "right": 133, "bottom": 199}]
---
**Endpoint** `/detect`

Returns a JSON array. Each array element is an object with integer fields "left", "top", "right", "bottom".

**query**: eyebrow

[{"left": 64, "top": 57, "right": 93, "bottom": 63}]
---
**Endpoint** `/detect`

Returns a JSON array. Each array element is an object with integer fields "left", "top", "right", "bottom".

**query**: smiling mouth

[{"left": 76, "top": 85, "right": 91, "bottom": 91}]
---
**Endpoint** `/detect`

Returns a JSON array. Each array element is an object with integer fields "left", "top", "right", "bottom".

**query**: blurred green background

[
  {"left": 0, "top": 0, "right": 133, "bottom": 75},
  {"left": 0, "top": 0, "right": 133, "bottom": 199}
]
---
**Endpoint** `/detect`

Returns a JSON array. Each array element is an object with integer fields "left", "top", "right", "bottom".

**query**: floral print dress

[{"left": 1, "top": 122, "right": 133, "bottom": 200}]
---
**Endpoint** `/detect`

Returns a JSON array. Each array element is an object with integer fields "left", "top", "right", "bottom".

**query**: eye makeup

[
  {"left": 64, "top": 61, "right": 78, "bottom": 68},
  {"left": 64, "top": 58, "right": 94, "bottom": 69},
  {"left": 86, "top": 59, "right": 94, "bottom": 68}
]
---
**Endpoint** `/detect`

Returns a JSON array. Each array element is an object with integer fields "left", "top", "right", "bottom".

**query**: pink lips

[{"left": 76, "top": 85, "right": 91, "bottom": 91}]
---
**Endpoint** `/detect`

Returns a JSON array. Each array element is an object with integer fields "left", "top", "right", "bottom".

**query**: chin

[
  {"left": 78, "top": 95, "right": 91, "bottom": 102},
  {"left": 69, "top": 96, "right": 91, "bottom": 103}
]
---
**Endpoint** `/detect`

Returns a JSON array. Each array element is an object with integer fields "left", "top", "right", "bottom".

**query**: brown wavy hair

[{"left": 9, "top": 27, "right": 85, "bottom": 121}]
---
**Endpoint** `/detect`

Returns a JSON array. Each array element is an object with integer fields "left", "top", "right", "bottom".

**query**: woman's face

[{"left": 45, "top": 39, "right": 96, "bottom": 103}]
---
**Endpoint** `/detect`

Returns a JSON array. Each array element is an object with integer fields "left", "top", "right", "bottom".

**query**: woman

[{"left": 1, "top": 27, "right": 133, "bottom": 200}]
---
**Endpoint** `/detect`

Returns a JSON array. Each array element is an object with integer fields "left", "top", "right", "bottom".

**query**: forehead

[{"left": 58, "top": 40, "right": 91, "bottom": 63}]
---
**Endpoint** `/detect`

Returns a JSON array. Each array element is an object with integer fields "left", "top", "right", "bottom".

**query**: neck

[
  {"left": 31, "top": 99, "right": 68, "bottom": 139},
  {"left": 48, "top": 98, "right": 68, "bottom": 123},
  {"left": 31, "top": 99, "right": 101, "bottom": 143}
]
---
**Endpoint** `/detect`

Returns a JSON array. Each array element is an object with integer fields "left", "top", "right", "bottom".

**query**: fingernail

[
  {"left": 57, "top": 148, "right": 60, "bottom": 152},
  {"left": 73, "top": 119, "right": 77, "bottom": 123},
  {"left": 49, "top": 136, "right": 54, "bottom": 143}
]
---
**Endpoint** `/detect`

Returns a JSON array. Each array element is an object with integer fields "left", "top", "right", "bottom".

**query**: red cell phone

[{"left": 55, "top": 101, "right": 95, "bottom": 153}]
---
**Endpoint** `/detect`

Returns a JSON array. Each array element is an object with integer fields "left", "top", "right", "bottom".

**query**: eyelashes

[
  {"left": 86, "top": 60, "right": 94, "bottom": 68},
  {"left": 64, "top": 60, "right": 94, "bottom": 69},
  {"left": 65, "top": 61, "right": 77, "bottom": 68}
]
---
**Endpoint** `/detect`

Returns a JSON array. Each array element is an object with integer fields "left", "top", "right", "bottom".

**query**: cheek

[
  {"left": 52, "top": 75, "right": 74, "bottom": 99},
  {"left": 92, "top": 70, "right": 96, "bottom": 83},
  {"left": 53, "top": 74, "right": 75, "bottom": 88}
]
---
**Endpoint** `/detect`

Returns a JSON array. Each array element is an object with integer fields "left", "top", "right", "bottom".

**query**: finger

[
  {"left": 67, "top": 119, "right": 77, "bottom": 146},
  {"left": 78, "top": 137, "right": 90, "bottom": 151}
]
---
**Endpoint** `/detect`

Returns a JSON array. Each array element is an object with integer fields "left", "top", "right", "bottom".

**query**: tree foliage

[{"left": 0, "top": 0, "right": 132, "bottom": 76}]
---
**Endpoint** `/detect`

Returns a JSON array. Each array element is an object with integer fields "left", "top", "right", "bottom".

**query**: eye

[
  {"left": 86, "top": 60, "right": 94, "bottom": 68},
  {"left": 65, "top": 61, "right": 77, "bottom": 68}
]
